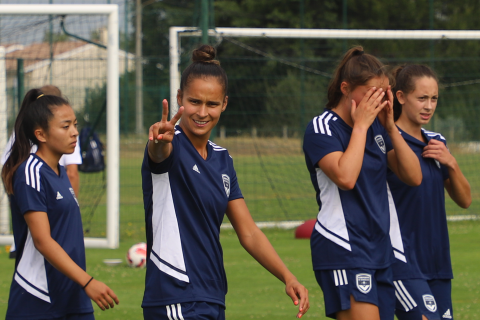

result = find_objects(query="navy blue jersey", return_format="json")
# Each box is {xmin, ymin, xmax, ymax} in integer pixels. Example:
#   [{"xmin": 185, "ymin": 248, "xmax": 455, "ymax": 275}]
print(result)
[
  {"xmin": 387, "ymin": 128, "xmax": 452, "ymax": 280},
  {"xmin": 303, "ymin": 110, "xmax": 394, "ymax": 270},
  {"xmin": 6, "ymin": 154, "xmax": 92, "ymax": 320},
  {"xmin": 141, "ymin": 126, "xmax": 243, "ymax": 308}
]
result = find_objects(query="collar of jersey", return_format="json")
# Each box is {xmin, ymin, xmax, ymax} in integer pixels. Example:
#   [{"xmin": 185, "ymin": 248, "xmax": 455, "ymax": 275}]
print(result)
[
  {"xmin": 175, "ymin": 125, "xmax": 214, "ymax": 161},
  {"xmin": 30, "ymin": 153, "xmax": 64, "ymax": 178}
]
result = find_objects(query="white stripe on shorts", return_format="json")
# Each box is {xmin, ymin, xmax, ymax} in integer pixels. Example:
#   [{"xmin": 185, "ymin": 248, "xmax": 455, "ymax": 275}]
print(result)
[
  {"xmin": 333, "ymin": 270, "xmax": 348, "ymax": 286},
  {"xmin": 394, "ymin": 280, "xmax": 417, "ymax": 311}
]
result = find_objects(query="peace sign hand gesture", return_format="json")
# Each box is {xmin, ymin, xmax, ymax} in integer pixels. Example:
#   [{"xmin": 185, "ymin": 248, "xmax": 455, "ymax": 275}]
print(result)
[{"xmin": 148, "ymin": 99, "xmax": 184, "ymax": 163}]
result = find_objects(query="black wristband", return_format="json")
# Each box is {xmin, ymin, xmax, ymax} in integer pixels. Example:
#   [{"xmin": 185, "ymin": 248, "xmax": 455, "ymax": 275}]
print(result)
[{"xmin": 83, "ymin": 276, "xmax": 94, "ymax": 290}]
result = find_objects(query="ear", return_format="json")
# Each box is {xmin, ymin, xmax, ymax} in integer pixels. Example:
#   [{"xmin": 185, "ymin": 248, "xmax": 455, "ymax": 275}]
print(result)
[
  {"xmin": 34, "ymin": 128, "xmax": 47, "ymax": 143},
  {"xmin": 221, "ymin": 96, "xmax": 228, "ymax": 112},
  {"xmin": 396, "ymin": 90, "xmax": 406, "ymax": 105},
  {"xmin": 176, "ymin": 89, "xmax": 183, "ymax": 107},
  {"xmin": 340, "ymin": 81, "xmax": 349, "ymax": 95}
]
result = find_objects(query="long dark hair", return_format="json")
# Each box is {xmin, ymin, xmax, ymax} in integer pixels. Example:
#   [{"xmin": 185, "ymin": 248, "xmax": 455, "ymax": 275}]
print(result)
[
  {"xmin": 392, "ymin": 64, "xmax": 438, "ymax": 120},
  {"xmin": 1, "ymin": 88, "xmax": 69, "ymax": 194},
  {"xmin": 326, "ymin": 46, "xmax": 388, "ymax": 109},
  {"xmin": 180, "ymin": 44, "xmax": 228, "ymax": 97}
]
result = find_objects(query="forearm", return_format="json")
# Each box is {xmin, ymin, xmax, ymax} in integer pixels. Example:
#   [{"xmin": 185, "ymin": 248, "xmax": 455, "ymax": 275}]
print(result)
[
  {"xmin": 34, "ymin": 236, "xmax": 91, "ymax": 287},
  {"xmin": 446, "ymin": 162, "xmax": 471, "ymax": 208},
  {"xmin": 239, "ymin": 228, "xmax": 297, "ymax": 284},
  {"xmin": 147, "ymin": 140, "xmax": 171, "ymax": 163},
  {"xmin": 388, "ymin": 127, "xmax": 422, "ymax": 185}
]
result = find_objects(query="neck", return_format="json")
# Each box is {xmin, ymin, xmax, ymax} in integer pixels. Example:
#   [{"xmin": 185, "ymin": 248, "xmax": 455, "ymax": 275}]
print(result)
[
  {"xmin": 332, "ymin": 98, "xmax": 354, "ymax": 127},
  {"xmin": 395, "ymin": 115, "xmax": 425, "ymax": 142},
  {"xmin": 180, "ymin": 125, "xmax": 210, "ymax": 160},
  {"xmin": 35, "ymin": 146, "xmax": 62, "ymax": 175}
]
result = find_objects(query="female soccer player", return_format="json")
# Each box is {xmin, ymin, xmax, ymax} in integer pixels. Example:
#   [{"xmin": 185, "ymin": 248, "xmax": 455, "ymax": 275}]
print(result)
[
  {"xmin": 303, "ymin": 46, "xmax": 422, "ymax": 320},
  {"xmin": 141, "ymin": 45, "xmax": 309, "ymax": 319},
  {"xmin": 388, "ymin": 65, "xmax": 471, "ymax": 320},
  {"xmin": 1, "ymin": 89, "xmax": 118, "ymax": 319}
]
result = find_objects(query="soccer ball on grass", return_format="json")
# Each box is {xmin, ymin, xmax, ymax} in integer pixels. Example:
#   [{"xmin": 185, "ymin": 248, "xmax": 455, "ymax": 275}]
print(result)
[{"xmin": 126, "ymin": 242, "xmax": 147, "ymax": 268}]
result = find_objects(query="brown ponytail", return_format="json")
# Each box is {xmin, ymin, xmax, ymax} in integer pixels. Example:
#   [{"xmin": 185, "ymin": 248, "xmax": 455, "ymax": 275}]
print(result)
[
  {"xmin": 1, "ymin": 88, "xmax": 69, "ymax": 194},
  {"xmin": 326, "ymin": 46, "xmax": 387, "ymax": 109}
]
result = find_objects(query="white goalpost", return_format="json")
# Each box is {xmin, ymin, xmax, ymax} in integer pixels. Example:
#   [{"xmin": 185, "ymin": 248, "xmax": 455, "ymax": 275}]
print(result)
[
  {"xmin": 0, "ymin": 4, "xmax": 120, "ymax": 249},
  {"xmin": 169, "ymin": 27, "xmax": 480, "ymax": 118}
]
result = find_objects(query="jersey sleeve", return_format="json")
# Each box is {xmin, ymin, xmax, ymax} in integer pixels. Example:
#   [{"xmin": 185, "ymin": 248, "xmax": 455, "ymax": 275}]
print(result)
[
  {"xmin": 143, "ymin": 137, "xmax": 179, "ymax": 175},
  {"xmin": 440, "ymin": 138, "xmax": 450, "ymax": 180},
  {"xmin": 13, "ymin": 168, "xmax": 48, "ymax": 215},
  {"xmin": 303, "ymin": 120, "xmax": 344, "ymax": 168},
  {"xmin": 228, "ymin": 158, "xmax": 243, "ymax": 201}
]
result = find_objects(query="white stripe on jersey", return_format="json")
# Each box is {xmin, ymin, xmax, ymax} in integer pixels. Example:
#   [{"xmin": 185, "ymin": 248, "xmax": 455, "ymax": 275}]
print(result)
[
  {"xmin": 15, "ymin": 230, "xmax": 50, "ymax": 303},
  {"xmin": 318, "ymin": 112, "xmax": 328, "ymax": 134},
  {"xmin": 150, "ymin": 172, "xmax": 190, "ymax": 283},
  {"xmin": 387, "ymin": 183, "xmax": 407, "ymax": 263},
  {"xmin": 324, "ymin": 113, "xmax": 334, "ymax": 136},
  {"xmin": 394, "ymin": 280, "xmax": 417, "ymax": 311},
  {"xmin": 24, "ymin": 155, "xmax": 34, "ymax": 186},
  {"xmin": 24, "ymin": 156, "xmax": 43, "ymax": 192},
  {"xmin": 175, "ymin": 130, "xmax": 181, "ymax": 135},
  {"xmin": 314, "ymin": 168, "xmax": 351, "ymax": 251},
  {"xmin": 313, "ymin": 116, "xmax": 319, "ymax": 133},
  {"xmin": 422, "ymin": 128, "xmax": 446, "ymax": 141},
  {"xmin": 209, "ymin": 141, "xmax": 227, "ymax": 151}
]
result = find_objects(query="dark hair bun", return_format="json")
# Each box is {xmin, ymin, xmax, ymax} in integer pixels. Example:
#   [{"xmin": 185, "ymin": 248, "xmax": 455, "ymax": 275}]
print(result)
[{"xmin": 192, "ymin": 45, "xmax": 220, "ymax": 65}]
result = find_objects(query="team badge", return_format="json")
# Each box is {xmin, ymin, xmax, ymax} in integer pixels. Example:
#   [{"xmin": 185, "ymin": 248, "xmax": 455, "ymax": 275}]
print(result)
[
  {"xmin": 374, "ymin": 135, "xmax": 386, "ymax": 154},
  {"xmin": 423, "ymin": 294, "xmax": 437, "ymax": 312},
  {"xmin": 356, "ymin": 273, "xmax": 372, "ymax": 294},
  {"xmin": 222, "ymin": 174, "xmax": 230, "ymax": 197}
]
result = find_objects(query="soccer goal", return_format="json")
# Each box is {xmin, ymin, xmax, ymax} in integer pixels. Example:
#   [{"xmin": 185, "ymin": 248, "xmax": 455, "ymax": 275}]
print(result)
[
  {"xmin": 170, "ymin": 27, "xmax": 480, "ymax": 226},
  {"xmin": 0, "ymin": 4, "xmax": 120, "ymax": 248}
]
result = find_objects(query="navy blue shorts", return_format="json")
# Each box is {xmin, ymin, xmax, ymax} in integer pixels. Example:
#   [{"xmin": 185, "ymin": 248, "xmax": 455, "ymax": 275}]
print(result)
[
  {"xmin": 143, "ymin": 302, "xmax": 225, "ymax": 320},
  {"xmin": 50, "ymin": 313, "xmax": 94, "ymax": 320},
  {"xmin": 315, "ymin": 267, "xmax": 395, "ymax": 319},
  {"xmin": 394, "ymin": 279, "xmax": 453, "ymax": 320}
]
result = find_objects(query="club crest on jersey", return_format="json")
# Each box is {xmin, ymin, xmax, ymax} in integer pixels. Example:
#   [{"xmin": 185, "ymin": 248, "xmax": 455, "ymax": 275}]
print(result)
[
  {"xmin": 356, "ymin": 273, "xmax": 372, "ymax": 294},
  {"xmin": 222, "ymin": 174, "xmax": 230, "ymax": 197},
  {"xmin": 374, "ymin": 135, "xmax": 386, "ymax": 154},
  {"xmin": 423, "ymin": 294, "xmax": 437, "ymax": 312}
]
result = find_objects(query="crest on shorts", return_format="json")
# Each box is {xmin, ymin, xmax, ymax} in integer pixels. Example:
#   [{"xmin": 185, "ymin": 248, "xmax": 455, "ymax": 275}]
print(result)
[
  {"xmin": 356, "ymin": 273, "xmax": 372, "ymax": 294},
  {"xmin": 222, "ymin": 174, "xmax": 230, "ymax": 197},
  {"xmin": 375, "ymin": 135, "xmax": 386, "ymax": 154},
  {"xmin": 423, "ymin": 294, "xmax": 437, "ymax": 312}
]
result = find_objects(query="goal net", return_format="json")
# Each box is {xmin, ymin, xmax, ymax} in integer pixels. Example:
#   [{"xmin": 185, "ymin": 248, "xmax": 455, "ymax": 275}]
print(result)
[
  {"xmin": 170, "ymin": 28, "xmax": 480, "ymax": 226},
  {"xmin": 0, "ymin": 4, "xmax": 120, "ymax": 248}
]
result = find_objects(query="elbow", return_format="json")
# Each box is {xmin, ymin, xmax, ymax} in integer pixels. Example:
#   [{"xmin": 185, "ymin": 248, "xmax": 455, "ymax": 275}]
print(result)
[
  {"xmin": 335, "ymin": 177, "xmax": 356, "ymax": 191},
  {"xmin": 408, "ymin": 174, "xmax": 422, "ymax": 187},
  {"xmin": 459, "ymin": 197, "xmax": 472, "ymax": 209}
]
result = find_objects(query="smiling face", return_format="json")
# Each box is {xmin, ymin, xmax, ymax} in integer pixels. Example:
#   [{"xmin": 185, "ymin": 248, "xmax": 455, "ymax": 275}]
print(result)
[
  {"xmin": 177, "ymin": 76, "xmax": 228, "ymax": 141},
  {"xmin": 36, "ymin": 104, "xmax": 78, "ymax": 156},
  {"xmin": 397, "ymin": 76, "xmax": 438, "ymax": 126}
]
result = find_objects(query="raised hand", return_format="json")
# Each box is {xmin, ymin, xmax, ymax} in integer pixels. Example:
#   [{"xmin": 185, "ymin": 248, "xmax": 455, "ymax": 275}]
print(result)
[
  {"xmin": 351, "ymin": 87, "xmax": 388, "ymax": 130},
  {"xmin": 377, "ymin": 85, "xmax": 395, "ymax": 132},
  {"xmin": 84, "ymin": 279, "xmax": 119, "ymax": 311},
  {"xmin": 148, "ymin": 99, "xmax": 184, "ymax": 144},
  {"xmin": 422, "ymin": 139, "xmax": 455, "ymax": 167}
]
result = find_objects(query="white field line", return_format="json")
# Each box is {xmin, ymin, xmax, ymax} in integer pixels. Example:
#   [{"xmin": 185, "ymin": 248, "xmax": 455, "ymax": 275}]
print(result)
[{"xmin": 221, "ymin": 215, "xmax": 479, "ymax": 230}]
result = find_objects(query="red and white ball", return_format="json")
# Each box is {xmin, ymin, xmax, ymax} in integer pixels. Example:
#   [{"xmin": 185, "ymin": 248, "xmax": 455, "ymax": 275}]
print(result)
[{"xmin": 126, "ymin": 242, "xmax": 147, "ymax": 268}]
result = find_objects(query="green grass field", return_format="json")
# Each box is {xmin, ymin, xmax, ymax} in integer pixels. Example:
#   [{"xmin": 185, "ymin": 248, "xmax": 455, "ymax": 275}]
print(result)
[{"xmin": 0, "ymin": 221, "xmax": 478, "ymax": 319}]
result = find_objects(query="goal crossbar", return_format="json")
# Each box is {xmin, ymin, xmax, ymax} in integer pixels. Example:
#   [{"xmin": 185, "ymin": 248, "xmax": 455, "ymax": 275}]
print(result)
[
  {"xmin": 169, "ymin": 26, "xmax": 480, "ymax": 117},
  {"xmin": 0, "ymin": 4, "xmax": 120, "ymax": 249}
]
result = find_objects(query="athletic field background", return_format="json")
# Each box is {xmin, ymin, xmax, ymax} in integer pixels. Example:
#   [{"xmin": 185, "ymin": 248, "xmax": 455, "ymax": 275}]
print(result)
[{"xmin": 0, "ymin": 223, "xmax": 478, "ymax": 319}]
